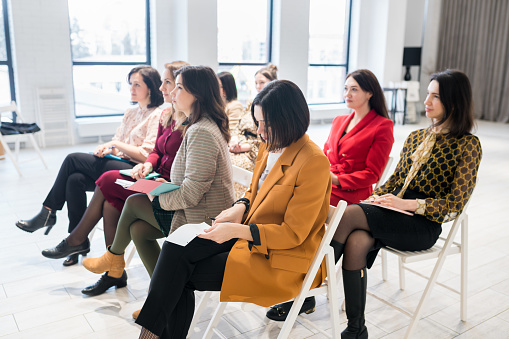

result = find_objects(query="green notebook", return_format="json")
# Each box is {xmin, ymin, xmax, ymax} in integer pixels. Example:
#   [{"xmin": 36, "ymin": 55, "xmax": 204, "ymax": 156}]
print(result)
[{"xmin": 119, "ymin": 169, "xmax": 161, "ymax": 180}]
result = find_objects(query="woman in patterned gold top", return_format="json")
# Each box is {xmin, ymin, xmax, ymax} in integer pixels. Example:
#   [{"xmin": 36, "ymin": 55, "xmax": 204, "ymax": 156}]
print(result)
[{"xmin": 331, "ymin": 69, "xmax": 482, "ymax": 339}]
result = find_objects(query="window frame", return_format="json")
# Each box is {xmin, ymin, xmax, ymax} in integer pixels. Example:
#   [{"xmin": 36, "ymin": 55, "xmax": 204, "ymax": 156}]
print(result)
[
  {"xmin": 1, "ymin": 0, "xmax": 16, "ymax": 106},
  {"xmin": 307, "ymin": 0, "xmax": 352, "ymax": 106},
  {"xmin": 217, "ymin": 0, "xmax": 274, "ymax": 70},
  {"xmin": 69, "ymin": 0, "xmax": 151, "ymax": 118}
]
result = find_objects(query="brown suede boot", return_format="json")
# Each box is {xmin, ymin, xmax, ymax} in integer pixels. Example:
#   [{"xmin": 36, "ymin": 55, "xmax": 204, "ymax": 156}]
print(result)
[{"xmin": 82, "ymin": 246, "xmax": 125, "ymax": 278}]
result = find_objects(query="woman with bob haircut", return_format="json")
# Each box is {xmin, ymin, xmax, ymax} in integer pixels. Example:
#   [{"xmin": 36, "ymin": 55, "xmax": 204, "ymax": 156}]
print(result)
[
  {"xmin": 329, "ymin": 69, "xmax": 482, "ymax": 339},
  {"xmin": 135, "ymin": 80, "xmax": 332, "ymax": 339},
  {"xmin": 16, "ymin": 66, "xmax": 163, "ymax": 252},
  {"xmin": 81, "ymin": 65, "xmax": 235, "ymax": 318},
  {"xmin": 266, "ymin": 69, "xmax": 394, "ymax": 321},
  {"xmin": 218, "ymin": 71, "xmax": 243, "ymax": 130}
]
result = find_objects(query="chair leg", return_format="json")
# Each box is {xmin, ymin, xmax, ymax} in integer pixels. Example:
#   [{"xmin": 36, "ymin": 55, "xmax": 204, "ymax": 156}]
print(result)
[
  {"xmin": 381, "ymin": 250, "xmax": 388, "ymax": 281},
  {"xmin": 460, "ymin": 217, "xmax": 468, "ymax": 321},
  {"xmin": 125, "ymin": 244, "xmax": 137, "ymax": 268},
  {"xmin": 28, "ymin": 134, "xmax": 48, "ymax": 168},
  {"xmin": 187, "ymin": 291, "xmax": 213, "ymax": 338},
  {"xmin": 203, "ymin": 302, "xmax": 228, "ymax": 339},
  {"xmin": 0, "ymin": 137, "xmax": 22, "ymax": 176},
  {"xmin": 399, "ymin": 257, "xmax": 406, "ymax": 290}
]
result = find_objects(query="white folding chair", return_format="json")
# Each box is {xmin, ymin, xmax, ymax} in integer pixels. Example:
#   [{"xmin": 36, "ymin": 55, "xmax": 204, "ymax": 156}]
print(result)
[
  {"xmin": 201, "ymin": 201, "xmax": 348, "ymax": 339},
  {"xmin": 372, "ymin": 205, "xmax": 470, "ymax": 339},
  {"xmin": 0, "ymin": 101, "xmax": 48, "ymax": 176}
]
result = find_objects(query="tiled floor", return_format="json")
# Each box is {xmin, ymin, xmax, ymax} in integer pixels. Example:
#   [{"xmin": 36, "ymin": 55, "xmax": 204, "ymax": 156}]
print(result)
[{"xmin": 1, "ymin": 117, "xmax": 508, "ymax": 338}]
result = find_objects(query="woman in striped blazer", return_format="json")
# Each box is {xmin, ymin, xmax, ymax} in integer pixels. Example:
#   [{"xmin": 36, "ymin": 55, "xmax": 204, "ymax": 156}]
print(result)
[{"xmin": 81, "ymin": 66, "xmax": 235, "ymax": 318}]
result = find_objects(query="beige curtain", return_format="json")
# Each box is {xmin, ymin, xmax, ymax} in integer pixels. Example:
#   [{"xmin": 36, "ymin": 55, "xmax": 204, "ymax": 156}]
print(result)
[{"xmin": 437, "ymin": 0, "xmax": 509, "ymax": 122}]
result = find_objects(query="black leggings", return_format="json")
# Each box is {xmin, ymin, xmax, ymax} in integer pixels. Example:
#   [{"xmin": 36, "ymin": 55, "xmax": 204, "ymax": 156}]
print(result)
[
  {"xmin": 135, "ymin": 238, "xmax": 236, "ymax": 339},
  {"xmin": 42, "ymin": 152, "xmax": 133, "ymax": 232}
]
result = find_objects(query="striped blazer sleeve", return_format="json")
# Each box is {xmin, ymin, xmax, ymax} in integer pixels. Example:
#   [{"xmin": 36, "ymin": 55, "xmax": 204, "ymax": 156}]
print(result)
[{"xmin": 158, "ymin": 123, "xmax": 220, "ymax": 210}]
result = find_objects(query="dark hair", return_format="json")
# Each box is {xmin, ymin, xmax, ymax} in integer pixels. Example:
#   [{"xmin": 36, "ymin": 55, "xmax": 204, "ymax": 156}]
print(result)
[
  {"xmin": 174, "ymin": 65, "xmax": 230, "ymax": 142},
  {"xmin": 346, "ymin": 69, "xmax": 389, "ymax": 119},
  {"xmin": 429, "ymin": 69, "xmax": 474, "ymax": 137},
  {"xmin": 251, "ymin": 80, "xmax": 309, "ymax": 152},
  {"xmin": 255, "ymin": 63, "xmax": 278, "ymax": 81},
  {"xmin": 217, "ymin": 72, "xmax": 238, "ymax": 102},
  {"xmin": 127, "ymin": 65, "xmax": 164, "ymax": 108}
]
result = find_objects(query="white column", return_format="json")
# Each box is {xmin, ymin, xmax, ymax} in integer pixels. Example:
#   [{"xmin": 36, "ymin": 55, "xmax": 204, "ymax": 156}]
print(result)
[{"xmin": 271, "ymin": 0, "xmax": 310, "ymax": 96}]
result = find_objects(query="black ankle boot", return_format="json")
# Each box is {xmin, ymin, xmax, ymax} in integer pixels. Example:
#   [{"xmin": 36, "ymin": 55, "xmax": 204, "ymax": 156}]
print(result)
[
  {"xmin": 341, "ymin": 267, "xmax": 368, "ymax": 339},
  {"xmin": 42, "ymin": 238, "xmax": 90, "ymax": 259},
  {"xmin": 81, "ymin": 271, "xmax": 128, "ymax": 296},
  {"xmin": 331, "ymin": 239, "xmax": 345, "ymax": 263},
  {"xmin": 16, "ymin": 207, "xmax": 56, "ymax": 235},
  {"xmin": 266, "ymin": 296, "xmax": 316, "ymax": 321}
]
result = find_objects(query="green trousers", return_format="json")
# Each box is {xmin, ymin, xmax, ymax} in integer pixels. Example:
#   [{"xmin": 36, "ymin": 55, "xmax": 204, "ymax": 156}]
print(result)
[{"xmin": 110, "ymin": 193, "xmax": 165, "ymax": 277}]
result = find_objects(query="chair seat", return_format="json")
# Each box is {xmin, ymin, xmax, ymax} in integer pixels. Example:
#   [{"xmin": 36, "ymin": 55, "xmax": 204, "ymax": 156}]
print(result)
[{"xmin": 384, "ymin": 242, "xmax": 461, "ymax": 263}]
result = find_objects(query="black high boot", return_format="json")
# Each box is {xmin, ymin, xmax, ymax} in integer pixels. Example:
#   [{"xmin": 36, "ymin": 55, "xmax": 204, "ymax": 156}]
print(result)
[
  {"xmin": 16, "ymin": 207, "xmax": 56, "ymax": 235},
  {"xmin": 341, "ymin": 267, "xmax": 368, "ymax": 339},
  {"xmin": 331, "ymin": 239, "xmax": 345, "ymax": 263}
]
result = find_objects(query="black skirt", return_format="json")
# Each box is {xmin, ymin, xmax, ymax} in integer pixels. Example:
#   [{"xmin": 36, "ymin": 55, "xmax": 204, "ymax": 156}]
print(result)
[{"xmin": 358, "ymin": 188, "xmax": 442, "ymax": 268}]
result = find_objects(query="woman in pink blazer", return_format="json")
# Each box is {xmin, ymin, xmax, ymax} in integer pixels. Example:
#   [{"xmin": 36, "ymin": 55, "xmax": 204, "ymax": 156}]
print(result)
[{"xmin": 266, "ymin": 69, "xmax": 394, "ymax": 321}]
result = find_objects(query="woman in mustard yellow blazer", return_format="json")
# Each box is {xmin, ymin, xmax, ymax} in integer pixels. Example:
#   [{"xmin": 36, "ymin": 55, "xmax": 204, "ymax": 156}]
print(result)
[{"xmin": 135, "ymin": 80, "xmax": 333, "ymax": 339}]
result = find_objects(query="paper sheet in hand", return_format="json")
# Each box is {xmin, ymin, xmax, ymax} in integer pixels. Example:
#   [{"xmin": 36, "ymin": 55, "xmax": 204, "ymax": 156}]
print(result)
[
  {"xmin": 119, "ymin": 169, "xmax": 160, "ymax": 180},
  {"xmin": 165, "ymin": 222, "xmax": 210, "ymax": 246},
  {"xmin": 359, "ymin": 201, "xmax": 414, "ymax": 216},
  {"xmin": 126, "ymin": 179, "xmax": 180, "ymax": 195}
]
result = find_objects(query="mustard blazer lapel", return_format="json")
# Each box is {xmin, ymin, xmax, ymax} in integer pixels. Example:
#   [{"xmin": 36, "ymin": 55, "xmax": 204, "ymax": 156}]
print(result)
[
  {"xmin": 337, "ymin": 109, "xmax": 378, "ymax": 148},
  {"xmin": 245, "ymin": 134, "xmax": 310, "ymax": 223}
]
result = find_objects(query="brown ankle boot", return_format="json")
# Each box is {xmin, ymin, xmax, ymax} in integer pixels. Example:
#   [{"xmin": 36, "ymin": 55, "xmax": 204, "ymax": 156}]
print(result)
[{"xmin": 82, "ymin": 246, "xmax": 125, "ymax": 278}]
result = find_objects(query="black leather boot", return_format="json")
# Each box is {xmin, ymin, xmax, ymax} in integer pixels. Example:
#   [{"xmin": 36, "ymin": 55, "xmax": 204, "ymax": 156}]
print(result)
[
  {"xmin": 42, "ymin": 238, "xmax": 90, "ymax": 259},
  {"xmin": 266, "ymin": 296, "xmax": 316, "ymax": 321},
  {"xmin": 81, "ymin": 271, "xmax": 128, "ymax": 296},
  {"xmin": 341, "ymin": 267, "xmax": 368, "ymax": 339},
  {"xmin": 16, "ymin": 207, "xmax": 56, "ymax": 235},
  {"xmin": 331, "ymin": 239, "xmax": 345, "ymax": 263}
]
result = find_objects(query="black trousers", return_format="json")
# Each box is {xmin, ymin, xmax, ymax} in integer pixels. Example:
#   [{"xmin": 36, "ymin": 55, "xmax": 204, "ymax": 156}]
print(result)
[
  {"xmin": 135, "ymin": 237, "xmax": 236, "ymax": 339},
  {"xmin": 42, "ymin": 152, "xmax": 133, "ymax": 232}
]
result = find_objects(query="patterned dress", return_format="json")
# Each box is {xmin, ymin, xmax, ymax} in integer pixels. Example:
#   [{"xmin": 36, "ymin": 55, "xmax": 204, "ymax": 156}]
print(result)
[
  {"xmin": 229, "ymin": 110, "xmax": 262, "ymax": 199},
  {"xmin": 359, "ymin": 128, "xmax": 482, "ymax": 267}
]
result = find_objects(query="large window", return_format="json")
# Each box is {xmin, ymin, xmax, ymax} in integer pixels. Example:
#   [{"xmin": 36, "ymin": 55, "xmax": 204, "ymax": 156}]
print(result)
[
  {"xmin": 68, "ymin": 0, "xmax": 150, "ymax": 117},
  {"xmin": 307, "ymin": 0, "xmax": 351, "ymax": 104},
  {"xmin": 217, "ymin": 0, "xmax": 272, "ymax": 105},
  {"xmin": 0, "ymin": 0, "xmax": 15, "ymax": 109}
]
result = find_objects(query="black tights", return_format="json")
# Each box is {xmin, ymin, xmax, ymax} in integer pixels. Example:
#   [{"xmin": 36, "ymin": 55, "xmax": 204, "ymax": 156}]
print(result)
[
  {"xmin": 332, "ymin": 205, "xmax": 375, "ymax": 270},
  {"xmin": 66, "ymin": 186, "xmax": 120, "ymax": 247}
]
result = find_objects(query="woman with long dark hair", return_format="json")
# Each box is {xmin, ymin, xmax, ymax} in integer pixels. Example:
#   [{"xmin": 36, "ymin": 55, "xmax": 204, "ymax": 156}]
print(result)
[
  {"xmin": 331, "ymin": 69, "xmax": 482, "ymax": 338},
  {"xmin": 81, "ymin": 66, "xmax": 235, "ymax": 318}
]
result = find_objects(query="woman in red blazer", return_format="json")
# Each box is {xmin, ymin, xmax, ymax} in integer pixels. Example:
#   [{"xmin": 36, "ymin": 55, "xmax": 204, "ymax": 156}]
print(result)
[
  {"xmin": 266, "ymin": 69, "xmax": 394, "ymax": 321},
  {"xmin": 324, "ymin": 69, "xmax": 394, "ymax": 206}
]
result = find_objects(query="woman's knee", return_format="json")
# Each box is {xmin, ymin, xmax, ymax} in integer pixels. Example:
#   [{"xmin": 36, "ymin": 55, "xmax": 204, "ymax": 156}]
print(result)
[{"xmin": 344, "ymin": 230, "xmax": 374, "ymax": 253}]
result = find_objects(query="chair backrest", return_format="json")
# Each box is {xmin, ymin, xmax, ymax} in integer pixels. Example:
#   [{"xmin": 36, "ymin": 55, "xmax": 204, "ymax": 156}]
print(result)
[
  {"xmin": 300, "ymin": 201, "xmax": 347, "ymax": 285},
  {"xmin": 374, "ymin": 156, "xmax": 393, "ymax": 190},
  {"xmin": 0, "ymin": 101, "xmax": 20, "ymax": 123},
  {"xmin": 232, "ymin": 165, "xmax": 253, "ymax": 187}
]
